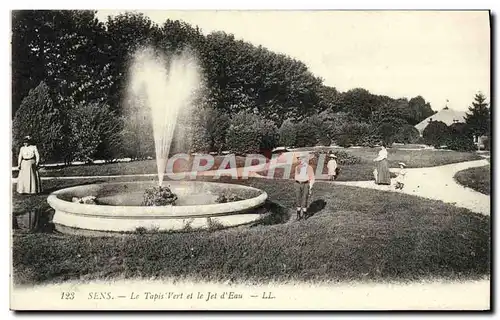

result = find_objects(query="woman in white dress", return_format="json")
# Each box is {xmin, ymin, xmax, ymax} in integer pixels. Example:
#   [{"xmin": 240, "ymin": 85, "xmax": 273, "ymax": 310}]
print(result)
[
  {"xmin": 372, "ymin": 142, "xmax": 391, "ymax": 185},
  {"xmin": 16, "ymin": 135, "xmax": 42, "ymax": 194}
]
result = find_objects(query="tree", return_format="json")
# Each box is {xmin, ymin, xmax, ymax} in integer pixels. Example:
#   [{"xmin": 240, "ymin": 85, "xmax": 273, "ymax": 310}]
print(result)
[
  {"xmin": 407, "ymin": 96, "xmax": 436, "ymax": 125},
  {"xmin": 465, "ymin": 92, "xmax": 490, "ymax": 138},
  {"xmin": 371, "ymin": 99, "xmax": 409, "ymax": 146},
  {"xmin": 12, "ymin": 81, "xmax": 63, "ymax": 163},
  {"xmin": 422, "ymin": 121, "xmax": 450, "ymax": 147},
  {"xmin": 11, "ymin": 10, "xmax": 113, "ymax": 116}
]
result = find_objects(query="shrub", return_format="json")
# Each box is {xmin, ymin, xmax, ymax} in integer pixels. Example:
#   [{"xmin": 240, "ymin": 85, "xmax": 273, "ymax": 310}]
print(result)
[
  {"xmin": 394, "ymin": 124, "xmax": 421, "ymax": 144},
  {"xmin": 311, "ymin": 150, "xmax": 361, "ymax": 165},
  {"xmin": 278, "ymin": 119, "xmax": 297, "ymax": 147},
  {"xmin": 335, "ymin": 122, "xmax": 373, "ymax": 147},
  {"xmin": 226, "ymin": 111, "xmax": 278, "ymax": 155},
  {"xmin": 446, "ymin": 123, "xmax": 476, "ymax": 152},
  {"xmin": 295, "ymin": 121, "xmax": 319, "ymax": 147},
  {"xmin": 68, "ymin": 102, "xmax": 122, "ymax": 162},
  {"xmin": 423, "ymin": 121, "xmax": 450, "ymax": 147}
]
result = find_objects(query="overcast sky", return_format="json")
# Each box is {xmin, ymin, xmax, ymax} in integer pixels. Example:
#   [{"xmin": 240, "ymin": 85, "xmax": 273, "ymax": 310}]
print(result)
[{"xmin": 96, "ymin": 10, "xmax": 490, "ymax": 112}]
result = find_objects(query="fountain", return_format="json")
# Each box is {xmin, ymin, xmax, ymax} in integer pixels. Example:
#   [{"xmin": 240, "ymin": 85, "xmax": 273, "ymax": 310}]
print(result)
[{"xmin": 48, "ymin": 47, "xmax": 268, "ymax": 235}]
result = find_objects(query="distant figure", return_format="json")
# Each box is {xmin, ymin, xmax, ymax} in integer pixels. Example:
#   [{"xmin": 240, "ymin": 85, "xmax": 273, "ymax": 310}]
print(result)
[
  {"xmin": 16, "ymin": 135, "xmax": 42, "ymax": 194},
  {"xmin": 395, "ymin": 162, "xmax": 407, "ymax": 190},
  {"xmin": 294, "ymin": 154, "xmax": 315, "ymax": 220},
  {"xmin": 373, "ymin": 142, "xmax": 391, "ymax": 185},
  {"xmin": 327, "ymin": 153, "xmax": 338, "ymax": 181}
]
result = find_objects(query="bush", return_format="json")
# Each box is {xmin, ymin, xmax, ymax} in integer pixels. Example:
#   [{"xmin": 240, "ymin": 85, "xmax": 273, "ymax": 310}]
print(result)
[
  {"xmin": 68, "ymin": 102, "xmax": 122, "ymax": 162},
  {"xmin": 446, "ymin": 123, "xmax": 476, "ymax": 152},
  {"xmin": 12, "ymin": 81, "xmax": 63, "ymax": 163},
  {"xmin": 394, "ymin": 124, "xmax": 421, "ymax": 144},
  {"xmin": 295, "ymin": 121, "xmax": 320, "ymax": 147},
  {"xmin": 226, "ymin": 111, "xmax": 278, "ymax": 155},
  {"xmin": 278, "ymin": 119, "xmax": 297, "ymax": 147},
  {"xmin": 423, "ymin": 121, "xmax": 450, "ymax": 147},
  {"xmin": 335, "ymin": 122, "xmax": 373, "ymax": 147},
  {"xmin": 311, "ymin": 150, "xmax": 361, "ymax": 165}
]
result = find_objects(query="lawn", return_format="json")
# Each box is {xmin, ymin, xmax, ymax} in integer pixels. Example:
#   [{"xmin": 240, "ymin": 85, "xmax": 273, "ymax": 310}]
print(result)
[
  {"xmin": 12, "ymin": 176, "xmax": 490, "ymax": 286},
  {"xmin": 21, "ymin": 155, "xmax": 251, "ymax": 178},
  {"xmin": 454, "ymin": 165, "xmax": 491, "ymax": 195},
  {"xmin": 13, "ymin": 147, "xmax": 482, "ymax": 183},
  {"xmin": 258, "ymin": 147, "xmax": 481, "ymax": 181}
]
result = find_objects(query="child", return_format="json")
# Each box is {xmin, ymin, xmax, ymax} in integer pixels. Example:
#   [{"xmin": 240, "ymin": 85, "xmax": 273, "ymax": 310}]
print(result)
[
  {"xmin": 395, "ymin": 162, "xmax": 407, "ymax": 190},
  {"xmin": 327, "ymin": 153, "xmax": 338, "ymax": 181}
]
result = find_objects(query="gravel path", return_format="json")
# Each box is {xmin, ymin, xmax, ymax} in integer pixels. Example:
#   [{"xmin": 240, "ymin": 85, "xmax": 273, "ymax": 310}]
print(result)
[{"xmin": 332, "ymin": 159, "xmax": 490, "ymax": 215}]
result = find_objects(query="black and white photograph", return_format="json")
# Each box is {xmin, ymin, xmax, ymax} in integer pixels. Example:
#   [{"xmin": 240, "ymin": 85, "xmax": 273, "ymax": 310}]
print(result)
[{"xmin": 8, "ymin": 8, "xmax": 491, "ymax": 311}]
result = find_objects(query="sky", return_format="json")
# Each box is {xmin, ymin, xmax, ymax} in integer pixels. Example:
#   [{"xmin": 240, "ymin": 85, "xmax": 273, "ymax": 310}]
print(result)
[{"xmin": 96, "ymin": 10, "xmax": 490, "ymax": 112}]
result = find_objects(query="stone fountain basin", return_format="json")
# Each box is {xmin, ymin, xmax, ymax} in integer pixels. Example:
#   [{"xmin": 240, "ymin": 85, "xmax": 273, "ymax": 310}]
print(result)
[{"xmin": 48, "ymin": 181, "xmax": 268, "ymax": 235}]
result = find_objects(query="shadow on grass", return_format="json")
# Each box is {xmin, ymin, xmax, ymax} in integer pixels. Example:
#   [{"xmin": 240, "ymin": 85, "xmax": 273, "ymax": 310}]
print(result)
[
  {"xmin": 305, "ymin": 199, "xmax": 327, "ymax": 219},
  {"xmin": 252, "ymin": 200, "xmax": 291, "ymax": 226}
]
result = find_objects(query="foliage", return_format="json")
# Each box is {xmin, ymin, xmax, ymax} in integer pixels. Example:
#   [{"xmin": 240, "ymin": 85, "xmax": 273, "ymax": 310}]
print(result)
[
  {"xmin": 446, "ymin": 123, "xmax": 476, "ymax": 152},
  {"xmin": 335, "ymin": 122, "xmax": 374, "ymax": 147},
  {"xmin": 394, "ymin": 124, "xmax": 421, "ymax": 144},
  {"xmin": 310, "ymin": 149, "xmax": 361, "ymax": 165},
  {"xmin": 215, "ymin": 193, "xmax": 243, "ymax": 203},
  {"xmin": 68, "ymin": 102, "xmax": 122, "ymax": 162},
  {"xmin": 278, "ymin": 119, "xmax": 297, "ymax": 148},
  {"xmin": 226, "ymin": 111, "xmax": 277, "ymax": 155},
  {"xmin": 422, "ymin": 121, "xmax": 450, "ymax": 147},
  {"xmin": 142, "ymin": 185, "xmax": 178, "ymax": 206},
  {"xmin": 464, "ymin": 92, "xmax": 490, "ymax": 138},
  {"xmin": 12, "ymin": 11, "xmax": 444, "ymax": 161},
  {"xmin": 407, "ymin": 96, "xmax": 436, "ymax": 125},
  {"xmin": 12, "ymin": 81, "xmax": 63, "ymax": 163},
  {"xmin": 294, "ymin": 121, "xmax": 319, "ymax": 148}
]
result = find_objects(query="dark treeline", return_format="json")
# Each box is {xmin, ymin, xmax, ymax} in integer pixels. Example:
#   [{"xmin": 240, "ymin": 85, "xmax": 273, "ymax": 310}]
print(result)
[{"xmin": 12, "ymin": 10, "xmax": 438, "ymax": 164}]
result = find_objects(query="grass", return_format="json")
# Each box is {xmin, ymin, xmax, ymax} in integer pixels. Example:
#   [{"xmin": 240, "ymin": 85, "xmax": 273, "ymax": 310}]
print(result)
[
  {"xmin": 12, "ymin": 176, "xmax": 490, "ymax": 286},
  {"xmin": 15, "ymin": 146, "xmax": 481, "ymax": 183},
  {"xmin": 24, "ymin": 155, "xmax": 251, "ymax": 178},
  {"xmin": 259, "ymin": 147, "xmax": 481, "ymax": 181},
  {"xmin": 454, "ymin": 165, "xmax": 491, "ymax": 195}
]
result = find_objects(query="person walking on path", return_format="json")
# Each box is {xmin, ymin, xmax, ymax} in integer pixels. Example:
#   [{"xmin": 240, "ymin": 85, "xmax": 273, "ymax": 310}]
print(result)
[
  {"xmin": 373, "ymin": 142, "xmax": 391, "ymax": 185},
  {"xmin": 16, "ymin": 135, "xmax": 42, "ymax": 194},
  {"xmin": 327, "ymin": 153, "xmax": 339, "ymax": 181},
  {"xmin": 294, "ymin": 154, "xmax": 316, "ymax": 220}
]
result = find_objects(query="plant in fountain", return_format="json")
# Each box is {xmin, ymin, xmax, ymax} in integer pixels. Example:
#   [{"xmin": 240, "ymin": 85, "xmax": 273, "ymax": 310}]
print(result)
[
  {"xmin": 127, "ymin": 46, "xmax": 201, "ymax": 186},
  {"xmin": 142, "ymin": 185, "xmax": 178, "ymax": 206}
]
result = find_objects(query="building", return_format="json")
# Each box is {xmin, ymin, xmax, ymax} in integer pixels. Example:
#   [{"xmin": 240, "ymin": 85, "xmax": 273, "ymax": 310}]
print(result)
[{"xmin": 414, "ymin": 107, "xmax": 467, "ymax": 136}]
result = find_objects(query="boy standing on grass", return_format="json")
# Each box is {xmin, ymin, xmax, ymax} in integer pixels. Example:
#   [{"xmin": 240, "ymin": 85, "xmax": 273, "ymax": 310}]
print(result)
[{"xmin": 294, "ymin": 154, "xmax": 315, "ymax": 221}]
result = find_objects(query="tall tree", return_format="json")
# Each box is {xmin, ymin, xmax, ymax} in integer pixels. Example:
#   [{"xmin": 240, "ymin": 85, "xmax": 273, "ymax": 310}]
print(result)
[
  {"xmin": 465, "ymin": 92, "xmax": 490, "ymax": 138},
  {"xmin": 12, "ymin": 81, "xmax": 63, "ymax": 163},
  {"xmin": 11, "ymin": 10, "xmax": 112, "ymax": 115}
]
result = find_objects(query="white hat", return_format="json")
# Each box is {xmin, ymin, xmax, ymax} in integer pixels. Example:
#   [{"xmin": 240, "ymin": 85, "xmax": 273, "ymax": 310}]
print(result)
[
  {"xmin": 329, "ymin": 154, "xmax": 337, "ymax": 158},
  {"xmin": 398, "ymin": 162, "xmax": 407, "ymax": 167}
]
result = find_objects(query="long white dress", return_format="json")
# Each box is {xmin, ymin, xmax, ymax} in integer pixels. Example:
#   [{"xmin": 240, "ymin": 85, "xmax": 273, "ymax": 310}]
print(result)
[{"xmin": 17, "ymin": 145, "xmax": 42, "ymax": 194}]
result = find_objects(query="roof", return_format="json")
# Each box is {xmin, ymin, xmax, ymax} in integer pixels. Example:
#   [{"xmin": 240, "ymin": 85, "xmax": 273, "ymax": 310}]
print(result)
[{"xmin": 415, "ymin": 108, "xmax": 467, "ymax": 133}]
